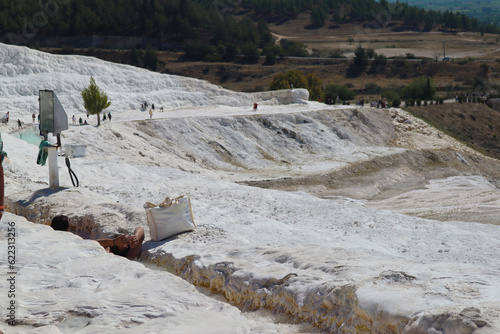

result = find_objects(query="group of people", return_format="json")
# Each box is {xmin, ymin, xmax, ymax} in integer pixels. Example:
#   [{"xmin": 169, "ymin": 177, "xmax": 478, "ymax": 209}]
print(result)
[
  {"xmin": 324, "ymin": 97, "xmax": 341, "ymax": 105},
  {"xmin": 141, "ymin": 101, "xmax": 150, "ymax": 111},
  {"xmin": 369, "ymin": 100, "xmax": 389, "ymax": 108},
  {"xmin": 71, "ymin": 112, "xmax": 112, "ymax": 125},
  {"xmin": 2, "ymin": 112, "xmax": 27, "ymax": 129},
  {"xmin": 102, "ymin": 112, "xmax": 112, "ymax": 122},
  {"xmin": 72, "ymin": 115, "xmax": 88, "ymax": 126},
  {"xmin": 141, "ymin": 101, "xmax": 161, "ymax": 119}
]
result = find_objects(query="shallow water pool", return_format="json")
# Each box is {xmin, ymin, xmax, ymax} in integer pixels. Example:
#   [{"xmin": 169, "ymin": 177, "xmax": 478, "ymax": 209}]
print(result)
[{"xmin": 13, "ymin": 126, "xmax": 42, "ymax": 146}]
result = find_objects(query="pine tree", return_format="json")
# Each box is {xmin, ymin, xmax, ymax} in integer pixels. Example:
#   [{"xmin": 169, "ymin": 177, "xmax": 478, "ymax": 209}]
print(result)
[
  {"xmin": 143, "ymin": 45, "xmax": 158, "ymax": 71},
  {"xmin": 81, "ymin": 76, "xmax": 111, "ymax": 127},
  {"xmin": 130, "ymin": 46, "xmax": 140, "ymax": 66}
]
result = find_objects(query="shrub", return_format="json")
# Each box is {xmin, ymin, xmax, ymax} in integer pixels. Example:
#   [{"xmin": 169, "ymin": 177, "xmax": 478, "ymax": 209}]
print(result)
[
  {"xmin": 324, "ymin": 84, "xmax": 356, "ymax": 101},
  {"xmin": 143, "ymin": 45, "xmax": 159, "ymax": 70},
  {"xmin": 400, "ymin": 76, "xmax": 436, "ymax": 100},
  {"xmin": 381, "ymin": 90, "xmax": 400, "ymax": 103},
  {"xmin": 392, "ymin": 97, "xmax": 401, "ymax": 108},
  {"xmin": 269, "ymin": 70, "xmax": 322, "ymax": 101},
  {"xmin": 364, "ymin": 82, "xmax": 382, "ymax": 94},
  {"xmin": 329, "ymin": 49, "xmax": 345, "ymax": 58}
]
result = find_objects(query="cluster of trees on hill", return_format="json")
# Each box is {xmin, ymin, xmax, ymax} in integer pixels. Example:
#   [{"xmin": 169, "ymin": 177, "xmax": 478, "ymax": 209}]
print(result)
[
  {"xmin": 1, "ymin": 0, "xmax": 499, "ymax": 66},
  {"xmin": 0, "ymin": 0, "xmax": 274, "ymax": 53},
  {"xmin": 1, "ymin": 0, "xmax": 280, "ymax": 63},
  {"xmin": 239, "ymin": 0, "xmax": 499, "ymax": 34},
  {"xmin": 183, "ymin": 15, "xmax": 272, "ymax": 63},
  {"xmin": 0, "ymin": 0, "xmax": 238, "ymax": 39},
  {"xmin": 2, "ymin": 0, "xmax": 499, "ymax": 46}
]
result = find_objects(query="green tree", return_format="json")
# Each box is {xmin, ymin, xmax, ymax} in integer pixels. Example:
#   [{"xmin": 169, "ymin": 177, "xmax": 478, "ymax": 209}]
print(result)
[
  {"xmin": 241, "ymin": 43, "xmax": 260, "ymax": 63},
  {"xmin": 280, "ymin": 39, "xmax": 308, "ymax": 57},
  {"xmin": 263, "ymin": 44, "xmax": 283, "ymax": 65},
  {"xmin": 381, "ymin": 90, "xmax": 401, "ymax": 107},
  {"xmin": 354, "ymin": 45, "xmax": 369, "ymax": 68},
  {"xmin": 324, "ymin": 84, "xmax": 356, "ymax": 102},
  {"xmin": 364, "ymin": 82, "xmax": 382, "ymax": 94},
  {"xmin": 257, "ymin": 19, "xmax": 273, "ymax": 47},
  {"xmin": 366, "ymin": 48, "xmax": 376, "ymax": 59},
  {"xmin": 130, "ymin": 46, "xmax": 140, "ymax": 66},
  {"xmin": 143, "ymin": 45, "xmax": 158, "ymax": 71},
  {"xmin": 311, "ymin": 7, "xmax": 328, "ymax": 27},
  {"xmin": 269, "ymin": 73, "xmax": 292, "ymax": 90},
  {"xmin": 306, "ymin": 73, "xmax": 322, "ymax": 101},
  {"xmin": 269, "ymin": 70, "xmax": 321, "ymax": 100},
  {"xmin": 400, "ymin": 76, "xmax": 436, "ymax": 100},
  {"xmin": 348, "ymin": 45, "xmax": 369, "ymax": 77},
  {"xmin": 270, "ymin": 70, "xmax": 308, "ymax": 90},
  {"xmin": 224, "ymin": 44, "xmax": 240, "ymax": 61},
  {"xmin": 81, "ymin": 76, "xmax": 111, "ymax": 127}
]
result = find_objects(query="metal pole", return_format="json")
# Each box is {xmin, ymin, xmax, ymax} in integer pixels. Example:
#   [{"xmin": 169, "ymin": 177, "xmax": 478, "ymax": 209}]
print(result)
[{"xmin": 47, "ymin": 147, "xmax": 59, "ymax": 188}]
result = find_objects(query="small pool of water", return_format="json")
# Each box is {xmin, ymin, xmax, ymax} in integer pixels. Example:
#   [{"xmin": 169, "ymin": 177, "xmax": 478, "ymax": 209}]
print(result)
[{"xmin": 13, "ymin": 126, "xmax": 43, "ymax": 146}]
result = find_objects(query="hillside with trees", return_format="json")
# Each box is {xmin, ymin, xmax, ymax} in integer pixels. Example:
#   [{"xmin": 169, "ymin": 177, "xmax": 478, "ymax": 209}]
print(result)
[
  {"xmin": 1, "ymin": 0, "xmax": 498, "ymax": 53},
  {"xmin": 399, "ymin": 0, "xmax": 500, "ymax": 26},
  {"xmin": 1, "ymin": 0, "xmax": 499, "ymax": 105}
]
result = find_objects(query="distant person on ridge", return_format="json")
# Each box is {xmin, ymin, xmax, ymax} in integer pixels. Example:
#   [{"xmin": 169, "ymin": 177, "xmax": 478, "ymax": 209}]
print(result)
[
  {"xmin": 108, "ymin": 112, "xmax": 112, "ymax": 122},
  {"xmin": 149, "ymin": 109, "xmax": 153, "ymax": 119}
]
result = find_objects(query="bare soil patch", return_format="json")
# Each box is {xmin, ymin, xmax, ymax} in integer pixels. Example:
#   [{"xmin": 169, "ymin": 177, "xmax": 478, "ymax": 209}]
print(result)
[
  {"xmin": 403, "ymin": 103, "xmax": 500, "ymax": 160},
  {"xmin": 242, "ymin": 149, "xmax": 500, "ymax": 200}
]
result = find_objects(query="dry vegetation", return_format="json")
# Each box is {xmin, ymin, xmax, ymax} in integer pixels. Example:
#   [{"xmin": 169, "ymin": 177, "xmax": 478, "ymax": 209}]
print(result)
[{"xmin": 403, "ymin": 102, "xmax": 500, "ymax": 159}]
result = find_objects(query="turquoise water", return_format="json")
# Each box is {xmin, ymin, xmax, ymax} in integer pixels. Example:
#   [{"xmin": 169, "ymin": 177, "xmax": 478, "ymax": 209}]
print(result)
[{"xmin": 14, "ymin": 127, "xmax": 43, "ymax": 146}]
